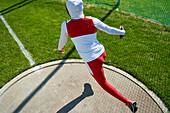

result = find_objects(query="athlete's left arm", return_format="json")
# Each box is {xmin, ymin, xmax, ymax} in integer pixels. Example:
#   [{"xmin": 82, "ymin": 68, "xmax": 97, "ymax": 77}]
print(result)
[{"xmin": 92, "ymin": 17, "xmax": 125, "ymax": 35}]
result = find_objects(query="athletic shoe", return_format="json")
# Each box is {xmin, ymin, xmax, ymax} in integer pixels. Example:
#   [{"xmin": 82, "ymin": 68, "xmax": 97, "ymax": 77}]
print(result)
[{"xmin": 126, "ymin": 101, "xmax": 138, "ymax": 113}]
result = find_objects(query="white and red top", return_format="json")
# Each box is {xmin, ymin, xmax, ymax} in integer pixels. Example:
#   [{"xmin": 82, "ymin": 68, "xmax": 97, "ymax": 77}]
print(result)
[{"xmin": 58, "ymin": 16, "xmax": 125, "ymax": 62}]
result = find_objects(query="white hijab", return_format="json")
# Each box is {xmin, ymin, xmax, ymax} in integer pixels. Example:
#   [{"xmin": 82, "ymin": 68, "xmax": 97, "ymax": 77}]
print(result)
[{"xmin": 66, "ymin": 0, "xmax": 84, "ymax": 19}]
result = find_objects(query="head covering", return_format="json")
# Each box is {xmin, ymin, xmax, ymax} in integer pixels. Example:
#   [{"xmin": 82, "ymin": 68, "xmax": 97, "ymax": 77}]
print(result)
[{"xmin": 66, "ymin": 0, "xmax": 84, "ymax": 19}]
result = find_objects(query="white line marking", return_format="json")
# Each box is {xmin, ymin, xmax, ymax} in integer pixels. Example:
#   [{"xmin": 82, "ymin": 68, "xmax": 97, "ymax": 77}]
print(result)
[{"xmin": 0, "ymin": 13, "xmax": 35, "ymax": 66}]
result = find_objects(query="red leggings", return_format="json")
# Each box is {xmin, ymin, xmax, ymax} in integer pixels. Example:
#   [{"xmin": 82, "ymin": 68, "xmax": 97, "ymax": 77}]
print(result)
[{"xmin": 86, "ymin": 51, "xmax": 128, "ymax": 104}]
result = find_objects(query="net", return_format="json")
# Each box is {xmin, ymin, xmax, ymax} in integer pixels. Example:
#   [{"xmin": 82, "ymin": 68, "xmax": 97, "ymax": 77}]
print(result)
[{"xmin": 83, "ymin": 0, "xmax": 170, "ymax": 25}]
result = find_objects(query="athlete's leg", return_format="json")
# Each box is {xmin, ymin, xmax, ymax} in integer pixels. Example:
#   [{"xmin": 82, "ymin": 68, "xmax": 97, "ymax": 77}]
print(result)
[{"xmin": 86, "ymin": 51, "xmax": 129, "ymax": 104}]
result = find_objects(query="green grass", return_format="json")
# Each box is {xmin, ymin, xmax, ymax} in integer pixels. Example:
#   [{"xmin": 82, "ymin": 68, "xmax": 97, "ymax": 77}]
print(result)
[
  {"xmin": 120, "ymin": 0, "xmax": 170, "ymax": 25},
  {"xmin": 83, "ymin": 0, "xmax": 170, "ymax": 25},
  {"xmin": 0, "ymin": 0, "xmax": 169, "ymax": 110},
  {"xmin": 0, "ymin": 17, "xmax": 30, "ymax": 87}
]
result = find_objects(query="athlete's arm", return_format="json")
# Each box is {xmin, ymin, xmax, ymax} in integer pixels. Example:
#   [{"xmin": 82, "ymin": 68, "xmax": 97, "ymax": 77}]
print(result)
[
  {"xmin": 58, "ymin": 21, "xmax": 68, "ymax": 54},
  {"xmin": 92, "ymin": 17, "xmax": 125, "ymax": 35}
]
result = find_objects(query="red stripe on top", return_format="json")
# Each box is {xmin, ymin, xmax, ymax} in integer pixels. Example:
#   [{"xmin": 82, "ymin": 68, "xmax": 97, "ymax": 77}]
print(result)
[{"xmin": 66, "ymin": 17, "xmax": 97, "ymax": 38}]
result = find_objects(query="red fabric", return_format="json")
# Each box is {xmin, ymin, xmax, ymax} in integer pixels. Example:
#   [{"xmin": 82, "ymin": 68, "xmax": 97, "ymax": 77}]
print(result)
[
  {"xmin": 66, "ymin": 17, "xmax": 97, "ymax": 38},
  {"xmin": 87, "ymin": 51, "xmax": 128, "ymax": 104}
]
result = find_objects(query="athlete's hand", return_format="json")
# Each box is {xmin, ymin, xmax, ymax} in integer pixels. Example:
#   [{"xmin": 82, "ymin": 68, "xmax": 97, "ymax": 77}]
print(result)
[
  {"xmin": 119, "ymin": 26, "xmax": 124, "ymax": 39},
  {"xmin": 59, "ymin": 48, "xmax": 65, "ymax": 54}
]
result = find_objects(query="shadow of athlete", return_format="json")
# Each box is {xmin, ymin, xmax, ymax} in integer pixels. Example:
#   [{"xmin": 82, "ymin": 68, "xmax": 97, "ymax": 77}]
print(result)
[
  {"xmin": 56, "ymin": 83, "xmax": 94, "ymax": 113},
  {"xmin": 101, "ymin": 0, "xmax": 120, "ymax": 22},
  {"xmin": 58, "ymin": 0, "xmax": 137, "ymax": 113},
  {"xmin": 13, "ymin": 46, "xmax": 76, "ymax": 113},
  {"xmin": 0, "ymin": 0, "xmax": 37, "ymax": 15}
]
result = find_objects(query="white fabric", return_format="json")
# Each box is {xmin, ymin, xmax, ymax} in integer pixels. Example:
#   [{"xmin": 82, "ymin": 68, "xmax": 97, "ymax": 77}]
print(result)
[
  {"xmin": 91, "ymin": 17, "xmax": 125, "ymax": 35},
  {"xmin": 85, "ymin": 62, "xmax": 94, "ymax": 75},
  {"xmin": 58, "ymin": 17, "xmax": 125, "ymax": 50},
  {"xmin": 58, "ymin": 22, "xmax": 68, "ymax": 51},
  {"xmin": 66, "ymin": 0, "xmax": 84, "ymax": 19},
  {"xmin": 59, "ymin": 0, "xmax": 125, "ymax": 62},
  {"xmin": 71, "ymin": 33, "xmax": 105, "ymax": 62},
  {"xmin": 58, "ymin": 16, "xmax": 125, "ymax": 62}
]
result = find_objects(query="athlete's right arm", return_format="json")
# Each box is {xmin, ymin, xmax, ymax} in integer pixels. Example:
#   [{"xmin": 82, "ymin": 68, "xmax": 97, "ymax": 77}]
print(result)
[{"xmin": 58, "ymin": 21, "xmax": 68, "ymax": 54}]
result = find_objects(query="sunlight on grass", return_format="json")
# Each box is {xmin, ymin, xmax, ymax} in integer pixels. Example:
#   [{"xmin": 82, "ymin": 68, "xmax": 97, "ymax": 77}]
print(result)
[{"xmin": 0, "ymin": 0, "xmax": 169, "ymax": 109}]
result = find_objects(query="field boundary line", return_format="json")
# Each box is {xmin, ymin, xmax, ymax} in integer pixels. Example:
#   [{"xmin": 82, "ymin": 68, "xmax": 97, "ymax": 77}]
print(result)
[{"xmin": 0, "ymin": 13, "xmax": 35, "ymax": 66}]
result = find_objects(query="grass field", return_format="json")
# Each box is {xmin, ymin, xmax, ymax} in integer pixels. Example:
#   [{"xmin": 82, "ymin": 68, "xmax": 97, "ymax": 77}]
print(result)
[
  {"xmin": 0, "ymin": 0, "xmax": 169, "ymax": 110},
  {"xmin": 84, "ymin": 0, "xmax": 170, "ymax": 25}
]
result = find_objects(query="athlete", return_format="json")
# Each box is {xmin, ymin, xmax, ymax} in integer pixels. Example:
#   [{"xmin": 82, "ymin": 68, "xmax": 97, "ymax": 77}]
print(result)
[{"xmin": 58, "ymin": 0, "xmax": 138, "ymax": 112}]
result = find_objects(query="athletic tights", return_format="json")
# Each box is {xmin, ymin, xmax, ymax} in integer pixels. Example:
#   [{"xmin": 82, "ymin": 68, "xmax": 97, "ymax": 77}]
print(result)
[{"xmin": 86, "ymin": 51, "xmax": 128, "ymax": 104}]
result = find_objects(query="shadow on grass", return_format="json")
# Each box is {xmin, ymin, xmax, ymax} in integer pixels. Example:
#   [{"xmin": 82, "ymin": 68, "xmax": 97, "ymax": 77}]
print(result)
[
  {"xmin": 10, "ymin": 0, "xmax": 118, "ymax": 112},
  {"xmin": 56, "ymin": 83, "xmax": 94, "ymax": 113},
  {"xmin": 13, "ymin": 46, "xmax": 76, "ymax": 113},
  {"xmin": 101, "ymin": 0, "xmax": 120, "ymax": 22},
  {"xmin": 95, "ymin": 2, "xmax": 114, "ymax": 7},
  {"xmin": 0, "ymin": 0, "xmax": 37, "ymax": 15}
]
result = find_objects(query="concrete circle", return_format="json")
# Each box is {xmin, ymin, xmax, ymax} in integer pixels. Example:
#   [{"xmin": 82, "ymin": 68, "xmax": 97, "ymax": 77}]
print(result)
[{"xmin": 0, "ymin": 59, "xmax": 167, "ymax": 113}]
